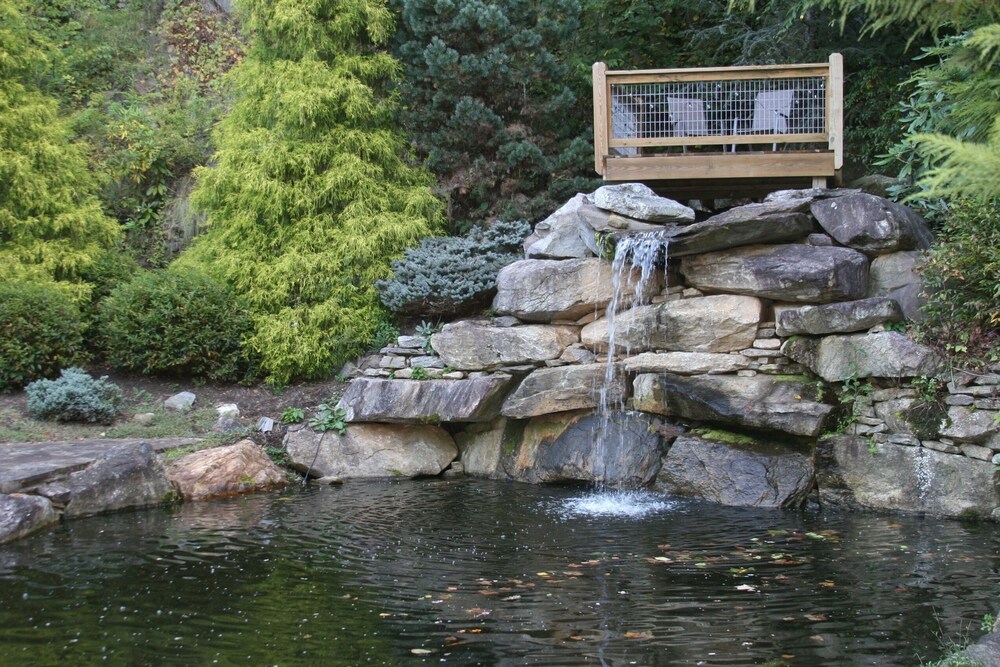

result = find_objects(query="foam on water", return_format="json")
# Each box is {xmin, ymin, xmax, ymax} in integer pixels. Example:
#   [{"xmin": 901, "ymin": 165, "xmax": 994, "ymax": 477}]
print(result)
[{"xmin": 556, "ymin": 489, "xmax": 675, "ymax": 519}]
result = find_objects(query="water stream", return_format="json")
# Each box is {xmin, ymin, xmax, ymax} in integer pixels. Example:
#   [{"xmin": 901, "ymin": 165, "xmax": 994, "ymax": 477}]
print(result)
[{"xmin": 1, "ymin": 481, "xmax": 996, "ymax": 666}]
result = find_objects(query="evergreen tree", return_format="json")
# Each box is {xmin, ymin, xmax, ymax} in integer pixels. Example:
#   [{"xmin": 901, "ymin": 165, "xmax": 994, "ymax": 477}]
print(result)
[
  {"xmin": 394, "ymin": 0, "xmax": 595, "ymax": 231},
  {"xmin": 0, "ymin": 0, "xmax": 118, "ymax": 298},
  {"xmin": 179, "ymin": 0, "xmax": 442, "ymax": 386}
]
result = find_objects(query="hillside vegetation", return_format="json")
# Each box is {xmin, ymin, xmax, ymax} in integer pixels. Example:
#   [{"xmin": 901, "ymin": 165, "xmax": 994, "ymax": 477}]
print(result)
[{"xmin": 0, "ymin": 0, "xmax": 996, "ymax": 391}]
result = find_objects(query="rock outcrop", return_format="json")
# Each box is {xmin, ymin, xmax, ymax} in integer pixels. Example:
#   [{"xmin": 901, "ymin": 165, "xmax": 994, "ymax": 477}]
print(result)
[{"xmin": 166, "ymin": 441, "xmax": 287, "ymax": 500}]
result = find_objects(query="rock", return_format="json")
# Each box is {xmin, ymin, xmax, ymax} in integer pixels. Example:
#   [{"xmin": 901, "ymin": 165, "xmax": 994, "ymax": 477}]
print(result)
[
  {"xmin": 867, "ymin": 251, "xmax": 927, "ymax": 321},
  {"xmin": 454, "ymin": 418, "xmax": 518, "ymax": 480},
  {"xmin": 216, "ymin": 403, "xmax": 240, "ymax": 419},
  {"xmin": 581, "ymin": 295, "xmax": 762, "ymax": 354},
  {"xmin": 284, "ymin": 423, "xmax": 457, "ymax": 479},
  {"xmin": 622, "ymin": 351, "xmax": 753, "ymax": 375},
  {"xmin": 501, "ymin": 363, "xmax": 624, "ymax": 419},
  {"xmin": 680, "ymin": 244, "xmax": 869, "ymax": 303},
  {"xmin": 848, "ymin": 174, "xmax": 899, "ymax": 198},
  {"xmin": 782, "ymin": 332, "xmax": 946, "ymax": 382},
  {"xmin": 656, "ymin": 434, "xmax": 814, "ymax": 508},
  {"xmin": 62, "ymin": 442, "xmax": 176, "ymax": 518},
  {"xmin": 212, "ymin": 416, "xmax": 244, "ymax": 434},
  {"xmin": 666, "ymin": 198, "xmax": 815, "ymax": 257},
  {"xmin": 0, "ymin": 494, "xmax": 58, "ymax": 544},
  {"xmin": 337, "ymin": 375, "xmax": 518, "ymax": 423},
  {"xmin": 397, "ymin": 335, "xmax": 425, "ymax": 349},
  {"xmin": 592, "ymin": 182, "xmax": 695, "ymax": 222},
  {"xmin": 525, "ymin": 194, "xmax": 596, "ymax": 259},
  {"xmin": 164, "ymin": 391, "xmax": 196, "ymax": 412},
  {"xmin": 775, "ymin": 297, "xmax": 903, "ymax": 336},
  {"xmin": 166, "ymin": 440, "xmax": 287, "ymax": 500},
  {"xmin": 940, "ymin": 406, "xmax": 1000, "ymax": 444},
  {"xmin": 410, "ymin": 356, "xmax": 446, "ymax": 369},
  {"xmin": 953, "ymin": 632, "xmax": 1000, "ymax": 667},
  {"xmin": 816, "ymin": 435, "xmax": 999, "ymax": 517},
  {"xmin": 133, "ymin": 412, "xmax": 156, "ymax": 425},
  {"xmin": 493, "ymin": 258, "xmax": 661, "ymax": 323},
  {"xmin": 763, "ymin": 188, "xmax": 852, "ymax": 203},
  {"xmin": 810, "ymin": 192, "xmax": 933, "ymax": 255},
  {"xmin": 559, "ymin": 346, "xmax": 596, "ymax": 365},
  {"xmin": 633, "ymin": 373, "xmax": 833, "ymax": 437},
  {"xmin": 256, "ymin": 417, "xmax": 275, "ymax": 433},
  {"xmin": 431, "ymin": 320, "xmax": 578, "ymax": 371},
  {"xmin": 513, "ymin": 411, "xmax": 663, "ymax": 487}
]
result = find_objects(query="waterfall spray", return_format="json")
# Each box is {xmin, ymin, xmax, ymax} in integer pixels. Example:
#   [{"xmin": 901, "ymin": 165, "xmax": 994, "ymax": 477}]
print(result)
[{"xmin": 593, "ymin": 230, "xmax": 670, "ymax": 487}]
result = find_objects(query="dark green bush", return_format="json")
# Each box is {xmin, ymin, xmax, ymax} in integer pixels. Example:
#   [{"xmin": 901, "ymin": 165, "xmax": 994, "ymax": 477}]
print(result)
[
  {"xmin": 0, "ymin": 282, "xmax": 87, "ymax": 391},
  {"xmin": 918, "ymin": 198, "xmax": 1000, "ymax": 366},
  {"xmin": 98, "ymin": 268, "xmax": 258, "ymax": 382},
  {"xmin": 377, "ymin": 219, "xmax": 530, "ymax": 317},
  {"xmin": 26, "ymin": 367, "xmax": 124, "ymax": 423}
]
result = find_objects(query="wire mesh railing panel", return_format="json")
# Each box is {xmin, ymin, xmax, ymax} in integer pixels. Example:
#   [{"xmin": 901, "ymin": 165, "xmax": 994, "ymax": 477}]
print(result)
[{"xmin": 608, "ymin": 76, "xmax": 827, "ymax": 144}]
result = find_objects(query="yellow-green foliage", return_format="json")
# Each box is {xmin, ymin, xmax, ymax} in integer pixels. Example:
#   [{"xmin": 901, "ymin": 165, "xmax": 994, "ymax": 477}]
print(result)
[
  {"xmin": 179, "ymin": 0, "xmax": 442, "ymax": 385},
  {"xmin": 0, "ymin": 0, "xmax": 119, "ymax": 299}
]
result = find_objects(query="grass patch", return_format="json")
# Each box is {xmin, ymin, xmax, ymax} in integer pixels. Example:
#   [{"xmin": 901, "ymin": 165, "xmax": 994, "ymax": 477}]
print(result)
[
  {"xmin": 0, "ymin": 402, "xmax": 223, "ymax": 443},
  {"xmin": 692, "ymin": 428, "xmax": 760, "ymax": 447}
]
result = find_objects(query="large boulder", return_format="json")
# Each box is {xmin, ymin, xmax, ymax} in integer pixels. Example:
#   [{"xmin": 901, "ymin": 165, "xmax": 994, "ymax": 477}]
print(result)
[
  {"xmin": 337, "ymin": 375, "xmax": 518, "ymax": 423},
  {"xmin": 775, "ymin": 297, "xmax": 903, "ymax": 336},
  {"xmin": 667, "ymin": 198, "xmax": 815, "ymax": 257},
  {"xmin": 284, "ymin": 423, "xmax": 457, "ymax": 479},
  {"xmin": 166, "ymin": 440, "xmax": 287, "ymax": 501},
  {"xmin": 62, "ymin": 442, "xmax": 176, "ymax": 518},
  {"xmin": 493, "ymin": 257, "xmax": 661, "ymax": 323},
  {"xmin": 939, "ymin": 406, "xmax": 1000, "ymax": 444},
  {"xmin": 581, "ymin": 295, "xmax": 761, "ymax": 353},
  {"xmin": 509, "ymin": 410, "xmax": 663, "ymax": 487},
  {"xmin": 815, "ymin": 435, "xmax": 999, "ymax": 517},
  {"xmin": 524, "ymin": 194, "xmax": 596, "ymax": 259},
  {"xmin": 867, "ymin": 251, "xmax": 927, "ymax": 321},
  {"xmin": 656, "ymin": 434, "xmax": 814, "ymax": 508},
  {"xmin": 680, "ymin": 244, "xmax": 869, "ymax": 303},
  {"xmin": 501, "ymin": 363, "xmax": 625, "ymax": 419},
  {"xmin": 592, "ymin": 182, "xmax": 695, "ymax": 223},
  {"xmin": 632, "ymin": 373, "xmax": 833, "ymax": 437},
  {"xmin": 782, "ymin": 332, "xmax": 946, "ymax": 382},
  {"xmin": 810, "ymin": 192, "xmax": 933, "ymax": 255},
  {"xmin": 431, "ymin": 321, "xmax": 578, "ymax": 371},
  {"xmin": 0, "ymin": 494, "xmax": 58, "ymax": 544},
  {"xmin": 454, "ymin": 418, "xmax": 522, "ymax": 480},
  {"xmin": 622, "ymin": 351, "xmax": 753, "ymax": 375}
]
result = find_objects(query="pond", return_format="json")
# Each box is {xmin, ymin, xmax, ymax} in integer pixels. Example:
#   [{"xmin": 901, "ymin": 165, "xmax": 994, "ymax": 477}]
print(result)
[{"xmin": 1, "ymin": 480, "xmax": 997, "ymax": 666}]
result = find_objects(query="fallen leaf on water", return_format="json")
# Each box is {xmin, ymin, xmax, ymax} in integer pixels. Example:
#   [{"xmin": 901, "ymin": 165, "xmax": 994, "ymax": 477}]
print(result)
[
  {"xmin": 805, "ymin": 613, "xmax": 827, "ymax": 622},
  {"xmin": 411, "ymin": 648, "xmax": 433, "ymax": 655},
  {"xmin": 735, "ymin": 584, "xmax": 757, "ymax": 592},
  {"xmin": 447, "ymin": 586, "xmax": 459, "ymax": 592},
  {"xmin": 568, "ymin": 635, "xmax": 584, "ymax": 641},
  {"xmin": 379, "ymin": 613, "xmax": 393, "ymax": 618},
  {"xmin": 537, "ymin": 572, "xmax": 550, "ymax": 577},
  {"xmin": 465, "ymin": 608, "xmax": 491, "ymax": 617},
  {"xmin": 563, "ymin": 571, "xmax": 584, "ymax": 577},
  {"xmin": 819, "ymin": 581, "xmax": 836, "ymax": 588},
  {"xmin": 478, "ymin": 590, "xmax": 498, "ymax": 596},
  {"xmin": 624, "ymin": 630, "xmax": 653, "ymax": 639},
  {"xmin": 782, "ymin": 617, "xmax": 797, "ymax": 622},
  {"xmin": 810, "ymin": 635, "xmax": 825, "ymax": 642},
  {"xmin": 502, "ymin": 595, "xmax": 521, "ymax": 601},
  {"xmin": 782, "ymin": 654, "xmax": 796, "ymax": 660}
]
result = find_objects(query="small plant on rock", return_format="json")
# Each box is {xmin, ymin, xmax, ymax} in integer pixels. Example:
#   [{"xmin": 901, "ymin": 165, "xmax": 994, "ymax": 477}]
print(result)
[
  {"xmin": 281, "ymin": 407, "xmax": 305, "ymax": 424},
  {"xmin": 409, "ymin": 366, "xmax": 429, "ymax": 380},
  {"xmin": 25, "ymin": 368, "xmax": 124, "ymax": 424},
  {"xmin": 308, "ymin": 402, "xmax": 347, "ymax": 434}
]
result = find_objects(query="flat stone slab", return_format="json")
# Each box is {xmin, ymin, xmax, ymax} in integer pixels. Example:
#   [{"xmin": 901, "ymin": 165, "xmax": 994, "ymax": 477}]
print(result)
[{"xmin": 0, "ymin": 438, "xmax": 201, "ymax": 494}]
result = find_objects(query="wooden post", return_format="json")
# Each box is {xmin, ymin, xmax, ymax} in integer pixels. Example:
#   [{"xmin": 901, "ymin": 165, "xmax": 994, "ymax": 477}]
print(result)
[
  {"xmin": 592, "ymin": 62, "xmax": 609, "ymax": 178},
  {"xmin": 828, "ymin": 52, "xmax": 844, "ymax": 172}
]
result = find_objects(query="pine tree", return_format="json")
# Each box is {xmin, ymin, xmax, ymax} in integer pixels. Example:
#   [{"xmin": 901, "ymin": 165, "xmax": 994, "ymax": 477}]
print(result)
[
  {"xmin": 0, "ymin": 0, "xmax": 118, "ymax": 298},
  {"xmin": 179, "ymin": 0, "xmax": 442, "ymax": 385},
  {"xmin": 394, "ymin": 0, "xmax": 595, "ymax": 231}
]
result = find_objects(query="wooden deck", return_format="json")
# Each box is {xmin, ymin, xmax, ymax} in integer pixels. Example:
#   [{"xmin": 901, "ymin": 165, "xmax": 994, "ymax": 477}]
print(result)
[{"xmin": 592, "ymin": 55, "xmax": 843, "ymax": 193}]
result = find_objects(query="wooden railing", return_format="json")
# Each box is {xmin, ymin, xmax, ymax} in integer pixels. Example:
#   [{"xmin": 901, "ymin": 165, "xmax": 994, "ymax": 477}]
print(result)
[{"xmin": 592, "ymin": 54, "xmax": 843, "ymax": 187}]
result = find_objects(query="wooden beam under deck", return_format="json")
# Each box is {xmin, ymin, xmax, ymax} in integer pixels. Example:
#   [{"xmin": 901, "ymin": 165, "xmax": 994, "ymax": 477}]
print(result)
[{"xmin": 603, "ymin": 151, "xmax": 836, "ymax": 182}]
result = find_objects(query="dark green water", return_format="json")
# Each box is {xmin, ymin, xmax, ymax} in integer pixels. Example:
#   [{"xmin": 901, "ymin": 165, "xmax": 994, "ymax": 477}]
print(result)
[{"xmin": 0, "ymin": 480, "xmax": 997, "ymax": 666}]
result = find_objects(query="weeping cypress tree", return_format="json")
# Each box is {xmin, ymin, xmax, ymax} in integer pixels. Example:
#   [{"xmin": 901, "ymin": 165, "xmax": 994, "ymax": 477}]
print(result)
[
  {"xmin": 179, "ymin": 0, "xmax": 442, "ymax": 386},
  {"xmin": 0, "ymin": 0, "xmax": 118, "ymax": 298}
]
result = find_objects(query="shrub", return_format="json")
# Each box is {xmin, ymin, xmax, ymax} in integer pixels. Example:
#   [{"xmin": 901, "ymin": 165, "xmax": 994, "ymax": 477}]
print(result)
[
  {"xmin": 917, "ymin": 198, "xmax": 1000, "ymax": 366},
  {"xmin": 0, "ymin": 282, "xmax": 87, "ymax": 391},
  {"xmin": 98, "ymin": 268, "xmax": 258, "ymax": 382},
  {"xmin": 25, "ymin": 368, "xmax": 124, "ymax": 423},
  {"xmin": 377, "ymin": 219, "xmax": 530, "ymax": 317}
]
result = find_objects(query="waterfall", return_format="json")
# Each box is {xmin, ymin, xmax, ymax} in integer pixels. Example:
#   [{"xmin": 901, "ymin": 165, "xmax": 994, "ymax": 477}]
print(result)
[{"xmin": 593, "ymin": 231, "xmax": 670, "ymax": 487}]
